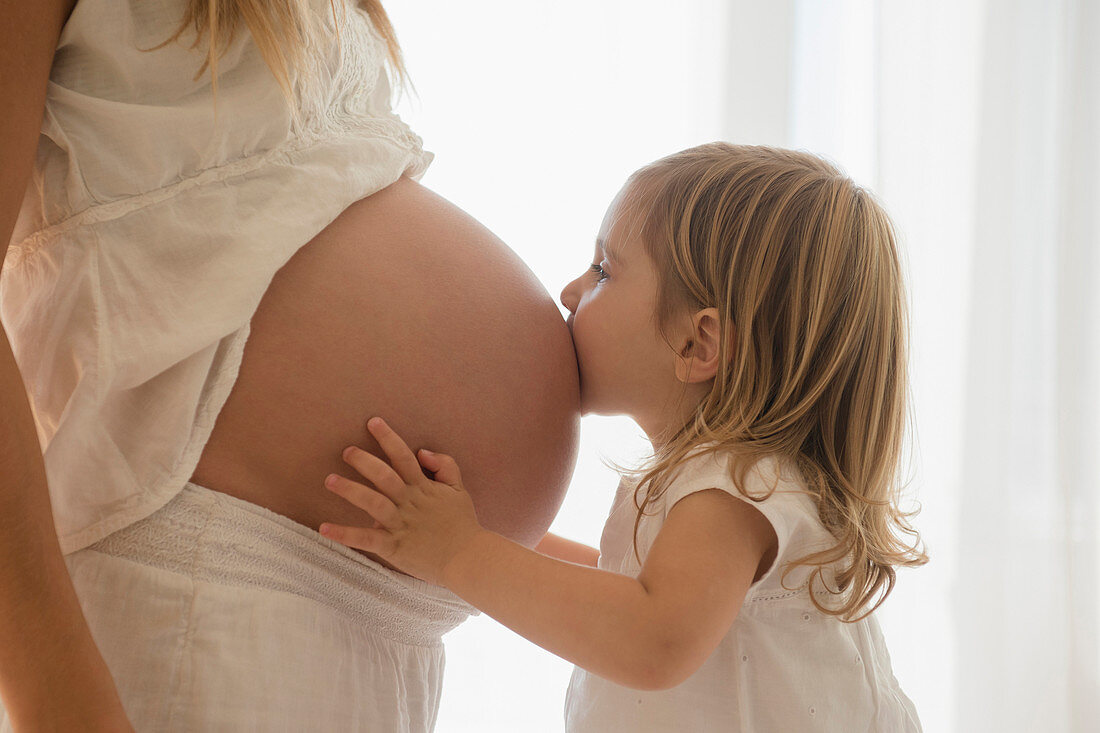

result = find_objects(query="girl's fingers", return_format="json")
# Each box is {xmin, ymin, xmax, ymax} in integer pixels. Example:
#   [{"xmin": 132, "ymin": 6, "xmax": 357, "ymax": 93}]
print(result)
[
  {"xmin": 366, "ymin": 417, "xmax": 425, "ymax": 485},
  {"xmin": 417, "ymin": 450, "xmax": 462, "ymax": 488},
  {"xmin": 319, "ymin": 523, "xmax": 396, "ymax": 557},
  {"xmin": 341, "ymin": 446, "xmax": 407, "ymax": 503},
  {"xmin": 324, "ymin": 475, "xmax": 402, "ymax": 529}
]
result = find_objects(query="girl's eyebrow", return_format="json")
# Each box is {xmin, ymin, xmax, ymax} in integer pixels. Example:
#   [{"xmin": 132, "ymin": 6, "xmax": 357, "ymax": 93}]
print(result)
[{"xmin": 597, "ymin": 237, "xmax": 622, "ymax": 264}]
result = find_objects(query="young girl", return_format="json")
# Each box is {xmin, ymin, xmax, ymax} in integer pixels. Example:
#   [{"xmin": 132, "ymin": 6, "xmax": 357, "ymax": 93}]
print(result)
[{"xmin": 317, "ymin": 142, "xmax": 928, "ymax": 731}]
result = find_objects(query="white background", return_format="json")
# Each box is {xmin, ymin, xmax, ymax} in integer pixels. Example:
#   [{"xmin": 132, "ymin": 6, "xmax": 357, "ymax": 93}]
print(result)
[{"xmin": 385, "ymin": 1, "xmax": 1100, "ymax": 731}]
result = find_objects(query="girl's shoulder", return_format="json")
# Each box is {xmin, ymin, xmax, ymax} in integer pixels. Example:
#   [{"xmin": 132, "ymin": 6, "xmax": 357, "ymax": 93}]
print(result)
[
  {"xmin": 668, "ymin": 443, "xmax": 810, "ymax": 504},
  {"xmin": 664, "ymin": 446, "xmax": 839, "ymax": 593},
  {"xmin": 661, "ymin": 445, "xmax": 825, "ymax": 543}
]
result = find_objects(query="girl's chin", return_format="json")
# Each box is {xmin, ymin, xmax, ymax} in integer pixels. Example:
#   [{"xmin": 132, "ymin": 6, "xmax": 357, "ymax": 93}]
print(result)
[
  {"xmin": 579, "ymin": 402, "xmax": 626, "ymax": 420},
  {"xmin": 578, "ymin": 383, "xmax": 629, "ymax": 420}
]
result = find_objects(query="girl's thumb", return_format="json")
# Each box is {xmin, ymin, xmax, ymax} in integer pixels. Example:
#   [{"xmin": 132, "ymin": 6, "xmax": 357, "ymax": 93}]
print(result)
[{"xmin": 418, "ymin": 449, "xmax": 461, "ymax": 486}]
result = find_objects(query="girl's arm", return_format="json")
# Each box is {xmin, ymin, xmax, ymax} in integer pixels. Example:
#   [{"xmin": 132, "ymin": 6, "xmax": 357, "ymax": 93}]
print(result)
[
  {"xmin": 320, "ymin": 418, "xmax": 777, "ymax": 691},
  {"xmin": 442, "ymin": 490, "xmax": 774, "ymax": 690},
  {"xmin": 535, "ymin": 532, "xmax": 600, "ymax": 567}
]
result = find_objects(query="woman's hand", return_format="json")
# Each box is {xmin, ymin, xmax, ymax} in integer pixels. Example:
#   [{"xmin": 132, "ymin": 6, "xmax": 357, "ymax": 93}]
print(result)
[{"xmin": 319, "ymin": 416, "xmax": 486, "ymax": 587}]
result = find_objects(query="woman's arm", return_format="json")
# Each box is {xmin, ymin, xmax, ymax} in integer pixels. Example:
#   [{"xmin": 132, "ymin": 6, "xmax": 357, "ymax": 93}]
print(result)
[
  {"xmin": 0, "ymin": 1, "xmax": 134, "ymax": 728},
  {"xmin": 320, "ymin": 418, "xmax": 777, "ymax": 691},
  {"xmin": 534, "ymin": 532, "xmax": 599, "ymax": 567},
  {"xmin": 0, "ymin": 336, "xmax": 132, "ymax": 730}
]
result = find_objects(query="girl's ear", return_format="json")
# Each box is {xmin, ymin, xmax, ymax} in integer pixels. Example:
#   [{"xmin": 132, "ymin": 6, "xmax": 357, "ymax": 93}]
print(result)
[{"xmin": 674, "ymin": 308, "xmax": 734, "ymax": 384}]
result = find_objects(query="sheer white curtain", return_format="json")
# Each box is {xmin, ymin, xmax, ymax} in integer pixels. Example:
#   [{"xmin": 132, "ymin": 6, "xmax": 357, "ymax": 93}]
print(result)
[
  {"xmin": 793, "ymin": 1, "xmax": 1100, "ymax": 731},
  {"xmin": 388, "ymin": 1, "xmax": 1100, "ymax": 731}
]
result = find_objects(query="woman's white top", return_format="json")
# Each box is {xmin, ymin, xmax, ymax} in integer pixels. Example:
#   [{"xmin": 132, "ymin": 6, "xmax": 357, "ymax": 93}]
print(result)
[
  {"xmin": 565, "ymin": 446, "xmax": 923, "ymax": 732},
  {"xmin": 1, "ymin": 0, "xmax": 432, "ymax": 554}
]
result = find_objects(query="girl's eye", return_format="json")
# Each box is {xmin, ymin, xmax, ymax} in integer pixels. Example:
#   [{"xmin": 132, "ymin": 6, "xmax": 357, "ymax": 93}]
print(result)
[{"xmin": 589, "ymin": 263, "xmax": 608, "ymax": 282}]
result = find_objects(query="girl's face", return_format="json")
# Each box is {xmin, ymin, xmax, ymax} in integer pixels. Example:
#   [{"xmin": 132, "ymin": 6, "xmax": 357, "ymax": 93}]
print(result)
[{"xmin": 559, "ymin": 186, "xmax": 689, "ymax": 441}]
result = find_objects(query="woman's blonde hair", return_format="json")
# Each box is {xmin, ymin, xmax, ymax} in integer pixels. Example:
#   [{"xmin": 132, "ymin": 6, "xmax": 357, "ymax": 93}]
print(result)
[
  {"xmin": 141, "ymin": 0, "xmax": 409, "ymax": 123},
  {"xmin": 614, "ymin": 142, "xmax": 928, "ymax": 623}
]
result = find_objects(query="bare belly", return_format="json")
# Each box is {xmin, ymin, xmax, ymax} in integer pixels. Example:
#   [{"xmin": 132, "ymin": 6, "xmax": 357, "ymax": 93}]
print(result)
[{"xmin": 188, "ymin": 176, "xmax": 581, "ymax": 568}]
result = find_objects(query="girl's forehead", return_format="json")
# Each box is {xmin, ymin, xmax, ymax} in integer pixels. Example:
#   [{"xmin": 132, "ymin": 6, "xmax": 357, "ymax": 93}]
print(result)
[{"xmin": 600, "ymin": 189, "xmax": 649, "ymax": 255}]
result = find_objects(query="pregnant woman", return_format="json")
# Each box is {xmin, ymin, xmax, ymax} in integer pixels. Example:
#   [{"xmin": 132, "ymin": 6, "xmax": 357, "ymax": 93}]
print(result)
[{"xmin": 0, "ymin": 0, "xmax": 579, "ymax": 730}]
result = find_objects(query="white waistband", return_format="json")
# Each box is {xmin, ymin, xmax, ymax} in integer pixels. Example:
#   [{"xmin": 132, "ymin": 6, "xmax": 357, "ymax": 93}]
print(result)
[{"xmin": 85, "ymin": 481, "xmax": 476, "ymax": 646}]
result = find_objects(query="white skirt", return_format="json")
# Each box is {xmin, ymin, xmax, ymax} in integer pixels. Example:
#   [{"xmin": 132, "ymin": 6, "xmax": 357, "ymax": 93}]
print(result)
[{"xmin": 1, "ymin": 481, "xmax": 475, "ymax": 732}]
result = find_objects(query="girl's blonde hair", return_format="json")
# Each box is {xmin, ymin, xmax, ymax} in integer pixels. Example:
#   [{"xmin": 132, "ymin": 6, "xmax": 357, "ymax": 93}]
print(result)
[
  {"xmin": 141, "ymin": 0, "xmax": 408, "ymax": 123},
  {"xmin": 615, "ymin": 142, "xmax": 928, "ymax": 623}
]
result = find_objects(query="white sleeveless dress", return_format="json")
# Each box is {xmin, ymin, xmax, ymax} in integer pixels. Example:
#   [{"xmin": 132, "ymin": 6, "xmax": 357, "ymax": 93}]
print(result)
[{"xmin": 565, "ymin": 448, "xmax": 923, "ymax": 732}]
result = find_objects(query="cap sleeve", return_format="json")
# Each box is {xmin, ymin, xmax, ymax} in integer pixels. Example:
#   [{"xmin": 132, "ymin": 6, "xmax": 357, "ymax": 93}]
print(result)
[{"xmin": 660, "ymin": 449, "xmax": 820, "ymax": 592}]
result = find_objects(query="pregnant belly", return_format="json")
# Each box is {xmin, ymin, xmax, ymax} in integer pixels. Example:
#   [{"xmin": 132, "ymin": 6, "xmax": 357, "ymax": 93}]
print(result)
[{"xmin": 188, "ymin": 176, "xmax": 581, "ymax": 566}]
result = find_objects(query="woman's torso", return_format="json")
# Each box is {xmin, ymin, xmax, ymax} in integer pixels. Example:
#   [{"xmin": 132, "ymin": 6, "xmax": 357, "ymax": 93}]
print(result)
[
  {"xmin": 4, "ymin": 0, "xmax": 580, "ymax": 559},
  {"xmin": 188, "ymin": 174, "xmax": 582, "ymax": 558}
]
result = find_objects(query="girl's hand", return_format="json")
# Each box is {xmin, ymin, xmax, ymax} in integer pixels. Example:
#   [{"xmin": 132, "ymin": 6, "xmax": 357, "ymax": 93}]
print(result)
[{"xmin": 319, "ymin": 417, "xmax": 485, "ymax": 587}]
